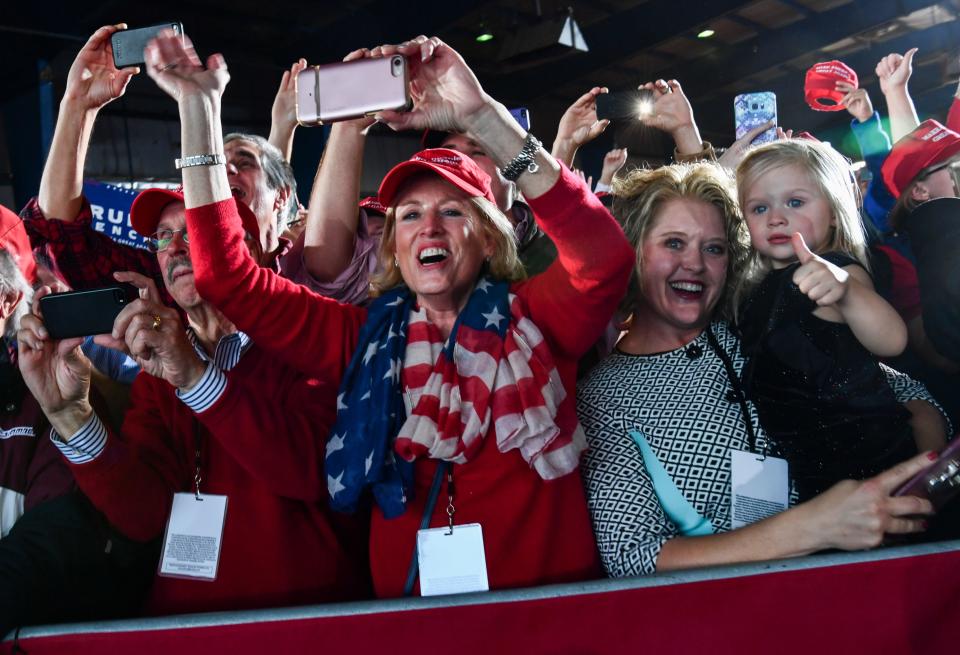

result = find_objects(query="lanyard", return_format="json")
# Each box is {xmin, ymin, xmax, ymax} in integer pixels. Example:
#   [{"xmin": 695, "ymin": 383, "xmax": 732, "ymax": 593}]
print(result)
[
  {"xmin": 402, "ymin": 460, "xmax": 451, "ymax": 596},
  {"xmin": 193, "ymin": 422, "xmax": 204, "ymax": 500},
  {"xmin": 705, "ymin": 325, "xmax": 764, "ymax": 457}
]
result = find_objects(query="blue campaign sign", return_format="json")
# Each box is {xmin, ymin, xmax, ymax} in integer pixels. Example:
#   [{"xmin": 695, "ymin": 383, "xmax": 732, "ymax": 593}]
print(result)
[{"xmin": 82, "ymin": 180, "xmax": 149, "ymax": 249}]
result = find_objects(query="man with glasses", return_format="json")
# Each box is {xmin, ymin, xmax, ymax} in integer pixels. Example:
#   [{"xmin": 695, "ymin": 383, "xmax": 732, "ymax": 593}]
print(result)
[{"xmin": 16, "ymin": 182, "xmax": 369, "ymax": 615}]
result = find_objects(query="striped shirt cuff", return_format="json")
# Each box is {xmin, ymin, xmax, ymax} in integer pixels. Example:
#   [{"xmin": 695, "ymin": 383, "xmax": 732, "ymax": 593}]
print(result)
[
  {"xmin": 176, "ymin": 361, "xmax": 227, "ymax": 413},
  {"xmin": 50, "ymin": 414, "xmax": 108, "ymax": 464}
]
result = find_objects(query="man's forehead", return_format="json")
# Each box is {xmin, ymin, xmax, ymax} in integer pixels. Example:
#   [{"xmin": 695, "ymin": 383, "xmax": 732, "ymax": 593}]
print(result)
[
  {"xmin": 226, "ymin": 139, "xmax": 262, "ymax": 160},
  {"xmin": 157, "ymin": 201, "xmax": 187, "ymax": 230}
]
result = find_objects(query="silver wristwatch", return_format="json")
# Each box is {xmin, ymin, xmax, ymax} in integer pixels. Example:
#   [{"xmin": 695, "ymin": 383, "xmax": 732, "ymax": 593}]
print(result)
[{"xmin": 175, "ymin": 154, "xmax": 226, "ymax": 170}]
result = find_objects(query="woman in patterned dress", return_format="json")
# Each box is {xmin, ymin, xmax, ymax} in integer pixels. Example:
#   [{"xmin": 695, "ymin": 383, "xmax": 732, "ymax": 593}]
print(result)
[{"xmin": 578, "ymin": 162, "xmax": 945, "ymax": 577}]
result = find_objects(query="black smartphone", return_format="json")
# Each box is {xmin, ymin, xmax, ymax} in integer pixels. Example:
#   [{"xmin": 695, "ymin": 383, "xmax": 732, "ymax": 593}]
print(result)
[
  {"xmin": 111, "ymin": 22, "xmax": 183, "ymax": 68},
  {"xmin": 596, "ymin": 90, "xmax": 655, "ymax": 123},
  {"xmin": 40, "ymin": 285, "xmax": 139, "ymax": 340}
]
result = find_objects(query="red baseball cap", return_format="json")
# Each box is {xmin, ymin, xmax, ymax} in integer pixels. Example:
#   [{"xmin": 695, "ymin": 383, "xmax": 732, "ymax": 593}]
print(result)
[
  {"xmin": 359, "ymin": 196, "xmax": 386, "ymax": 216},
  {"xmin": 881, "ymin": 120, "xmax": 960, "ymax": 198},
  {"xmin": 131, "ymin": 186, "xmax": 261, "ymax": 244},
  {"xmin": 378, "ymin": 148, "xmax": 496, "ymax": 207},
  {"xmin": 804, "ymin": 60, "xmax": 858, "ymax": 112},
  {"xmin": 0, "ymin": 205, "xmax": 36, "ymax": 285}
]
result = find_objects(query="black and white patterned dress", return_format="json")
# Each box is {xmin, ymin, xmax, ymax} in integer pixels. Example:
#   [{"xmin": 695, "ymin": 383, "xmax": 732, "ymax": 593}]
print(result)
[{"xmin": 577, "ymin": 321, "xmax": 944, "ymax": 578}]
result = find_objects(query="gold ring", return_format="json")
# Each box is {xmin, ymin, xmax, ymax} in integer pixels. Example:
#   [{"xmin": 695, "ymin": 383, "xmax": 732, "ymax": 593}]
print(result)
[{"xmin": 151, "ymin": 315, "xmax": 162, "ymax": 331}]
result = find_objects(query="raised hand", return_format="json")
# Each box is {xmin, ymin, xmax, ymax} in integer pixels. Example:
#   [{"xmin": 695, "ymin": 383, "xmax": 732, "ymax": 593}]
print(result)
[
  {"xmin": 144, "ymin": 30, "xmax": 230, "ymax": 104},
  {"xmin": 268, "ymin": 58, "xmax": 308, "ymax": 160},
  {"xmin": 17, "ymin": 287, "xmax": 93, "ymax": 431},
  {"xmin": 791, "ymin": 232, "xmax": 849, "ymax": 306},
  {"xmin": 599, "ymin": 147, "xmax": 628, "ymax": 185},
  {"xmin": 552, "ymin": 87, "xmax": 610, "ymax": 167},
  {"xmin": 717, "ymin": 120, "xmax": 773, "ymax": 170},
  {"xmin": 373, "ymin": 36, "xmax": 491, "ymax": 135},
  {"xmin": 63, "ymin": 24, "xmax": 139, "ymax": 111},
  {"xmin": 100, "ymin": 271, "xmax": 206, "ymax": 390},
  {"xmin": 836, "ymin": 81, "xmax": 873, "ymax": 123},
  {"xmin": 876, "ymin": 48, "xmax": 917, "ymax": 96},
  {"xmin": 638, "ymin": 79, "xmax": 694, "ymax": 134},
  {"xmin": 271, "ymin": 58, "xmax": 307, "ymax": 129}
]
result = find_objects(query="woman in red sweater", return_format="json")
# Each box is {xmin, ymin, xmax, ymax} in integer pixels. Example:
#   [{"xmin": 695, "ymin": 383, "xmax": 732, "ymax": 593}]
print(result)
[{"xmin": 146, "ymin": 32, "xmax": 633, "ymax": 597}]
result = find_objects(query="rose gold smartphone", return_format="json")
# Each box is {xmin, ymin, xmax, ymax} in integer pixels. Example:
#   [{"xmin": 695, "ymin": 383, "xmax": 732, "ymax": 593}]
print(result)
[{"xmin": 295, "ymin": 55, "xmax": 410, "ymax": 126}]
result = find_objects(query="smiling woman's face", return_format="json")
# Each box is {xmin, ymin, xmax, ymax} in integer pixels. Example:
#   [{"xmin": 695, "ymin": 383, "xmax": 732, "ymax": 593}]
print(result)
[
  {"xmin": 391, "ymin": 175, "xmax": 492, "ymax": 313},
  {"xmin": 635, "ymin": 197, "xmax": 729, "ymax": 339}
]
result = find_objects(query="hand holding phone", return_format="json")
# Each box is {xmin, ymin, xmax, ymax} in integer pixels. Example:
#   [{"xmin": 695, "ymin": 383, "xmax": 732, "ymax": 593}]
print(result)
[
  {"xmin": 295, "ymin": 55, "xmax": 410, "ymax": 125},
  {"xmin": 64, "ymin": 25, "xmax": 141, "ymax": 113},
  {"xmin": 895, "ymin": 440, "xmax": 960, "ymax": 510}
]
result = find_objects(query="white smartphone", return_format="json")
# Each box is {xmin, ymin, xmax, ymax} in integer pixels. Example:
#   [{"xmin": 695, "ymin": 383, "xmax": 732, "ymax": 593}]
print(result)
[{"xmin": 295, "ymin": 56, "xmax": 410, "ymax": 125}]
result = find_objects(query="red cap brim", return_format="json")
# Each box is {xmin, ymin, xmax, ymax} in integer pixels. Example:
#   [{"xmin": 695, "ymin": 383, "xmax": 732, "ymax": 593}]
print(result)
[{"xmin": 379, "ymin": 160, "xmax": 493, "ymax": 207}]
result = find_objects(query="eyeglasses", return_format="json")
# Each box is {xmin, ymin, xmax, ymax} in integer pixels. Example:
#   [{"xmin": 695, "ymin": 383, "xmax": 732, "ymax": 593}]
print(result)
[{"xmin": 147, "ymin": 227, "xmax": 189, "ymax": 252}]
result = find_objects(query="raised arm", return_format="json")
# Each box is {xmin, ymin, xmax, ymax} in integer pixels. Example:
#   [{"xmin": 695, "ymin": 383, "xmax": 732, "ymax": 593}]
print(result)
[
  {"xmin": 550, "ymin": 87, "xmax": 610, "ymax": 168},
  {"xmin": 638, "ymin": 79, "xmax": 709, "ymax": 159},
  {"xmin": 267, "ymin": 58, "xmax": 306, "ymax": 162},
  {"xmin": 300, "ymin": 50, "xmax": 376, "ymax": 283},
  {"xmin": 39, "ymin": 25, "xmax": 138, "ymax": 220},
  {"xmin": 876, "ymin": 48, "xmax": 920, "ymax": 143},
  {"xmin": 142, "ymin": 32, "xmax": 365, "ymax": 380},
  {"xmin": 791, "ymin": 233, "xmax": 907, "ymax": 357}
]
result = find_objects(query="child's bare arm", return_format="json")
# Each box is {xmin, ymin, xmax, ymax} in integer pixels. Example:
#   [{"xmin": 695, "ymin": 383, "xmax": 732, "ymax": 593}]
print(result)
[{"xmin": 836, "ymin": 264, "xmax": 908, "ymax": 357}]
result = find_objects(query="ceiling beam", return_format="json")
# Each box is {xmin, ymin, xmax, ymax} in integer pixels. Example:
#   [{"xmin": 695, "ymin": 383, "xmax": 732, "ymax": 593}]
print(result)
[
  {"xmin": 672, "ymin": 0, "xmax": 941, "ymax": 103},
  {"xmin": 483, "ymin": 0, "xmax": 748, "ymax": 102}
]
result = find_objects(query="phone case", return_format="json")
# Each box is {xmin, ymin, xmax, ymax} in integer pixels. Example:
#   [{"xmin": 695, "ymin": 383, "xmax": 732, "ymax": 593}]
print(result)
[
  {"xmin": 894, "ymin": 439, "xmax": 960, "ymax": 510},
  {"xmin": 734, "ymin": 92, "xmax": 777, "ymax": 144},
  {"xmin": 111, "ymin": 23, "xmax": 183, "ymax": 68},
  {"xmin": 40, "ymin": 285, "xmax": 138, "ymax": 340},
  {"xmin": 295, "ymin": 56, "xmax": 410, "ymax": 126}
]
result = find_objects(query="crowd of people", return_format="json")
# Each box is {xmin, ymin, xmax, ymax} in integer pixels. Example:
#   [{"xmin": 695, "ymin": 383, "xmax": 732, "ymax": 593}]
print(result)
[{"xmin": 0, "ymin": 22, "xmax": 958, "ymax": 633}]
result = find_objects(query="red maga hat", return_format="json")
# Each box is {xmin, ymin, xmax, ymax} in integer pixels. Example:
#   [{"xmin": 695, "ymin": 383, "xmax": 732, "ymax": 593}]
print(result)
[
  {"xmin": 359, "ymin": 196, "xmax": 387, "ymax": 216},
  {"xmin": 804, "ymin": 60, "xmax": 858, "ymax": 112},
  {"xmin": 0, "ymin": 205, "xmax": 36, "ymax": 284},
  {"xmin": 131, "ymin": 186, "xmax": 261, "ymax": 245},
  {"xmin": 881, "ymin": 120, "xmax": 960, "ymax": 198},
  {"xmin": 378, "ymin": 148, "xmax": 496, "ymax": 207}
]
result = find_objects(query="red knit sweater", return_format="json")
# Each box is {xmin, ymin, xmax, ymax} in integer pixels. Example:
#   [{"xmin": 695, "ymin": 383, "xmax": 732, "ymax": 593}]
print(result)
[
  {"xmin": 186, "ymin": 166, "xmax": 634, "ymax": 597},
  {"xmin": 69, "ymin": 345, "xmax": 369, "ymax": 615}
]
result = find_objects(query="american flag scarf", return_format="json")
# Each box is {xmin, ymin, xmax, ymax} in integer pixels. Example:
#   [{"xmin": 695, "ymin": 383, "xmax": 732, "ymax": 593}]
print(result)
[{"xmin": 326, "ymin": 277, "xmax": 585, "ymax": 518}]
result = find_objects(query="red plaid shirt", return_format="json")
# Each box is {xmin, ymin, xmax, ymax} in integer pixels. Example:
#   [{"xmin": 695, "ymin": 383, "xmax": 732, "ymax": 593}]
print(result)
[
  {"xmin": 20, "ymin": 196, "xmax": 175, "ymax": 307},
  {"xmin": 20, "ymin": 196, "xmax": 292, "ymax": 310}
]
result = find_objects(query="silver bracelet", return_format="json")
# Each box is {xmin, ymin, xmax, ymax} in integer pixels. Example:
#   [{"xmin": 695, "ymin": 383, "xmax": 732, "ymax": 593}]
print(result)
[
  {"xmin": 175, "ymin": 154, "xmax": 226, "ymax": 170},
  {"xmin": 501, "ymin": 133, "xmax": 542, "ymax": 182}
]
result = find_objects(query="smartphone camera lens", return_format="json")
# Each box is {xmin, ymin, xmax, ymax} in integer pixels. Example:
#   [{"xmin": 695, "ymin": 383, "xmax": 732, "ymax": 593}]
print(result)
[
  {"xmin": 391, "ymin": 56, "xmax": 402, "ymax": 77},
  {"xmin": 752, "ymin": 103, "xmax": 758, "ymax": 110},
  {"xmin": 114, "ymin": 290, "xmax": 125, "ymax": 303}
]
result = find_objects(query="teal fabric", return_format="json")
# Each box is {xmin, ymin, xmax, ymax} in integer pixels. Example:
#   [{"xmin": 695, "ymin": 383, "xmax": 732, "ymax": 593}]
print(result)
[{"xmin": 629, "ymin": 430, "xmax": 715, "ymax": 537}]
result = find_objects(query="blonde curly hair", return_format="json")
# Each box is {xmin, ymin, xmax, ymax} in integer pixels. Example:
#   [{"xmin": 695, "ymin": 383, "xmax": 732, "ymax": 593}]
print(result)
[{"xmin": 611, "ymin": 162, "xmax": 749, "ymax": 321}]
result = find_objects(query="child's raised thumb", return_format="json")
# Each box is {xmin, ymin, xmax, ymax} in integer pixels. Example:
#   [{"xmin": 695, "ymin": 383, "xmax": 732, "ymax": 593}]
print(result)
[{"xmin": 792, "ymin": 232, "xmax": 815, "ymax": 264}]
